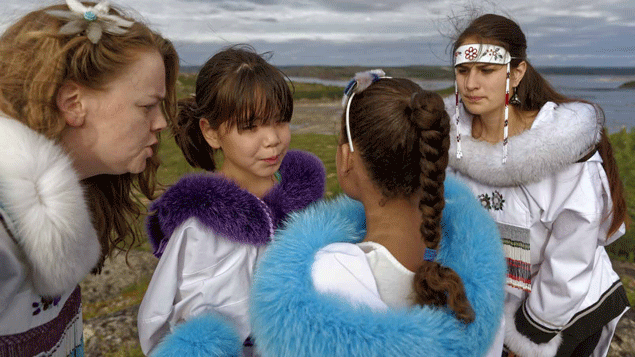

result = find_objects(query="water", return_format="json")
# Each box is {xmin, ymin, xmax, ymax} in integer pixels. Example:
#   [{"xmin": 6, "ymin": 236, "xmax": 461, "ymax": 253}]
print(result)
[
  {"xmin": 290, "ymin": 75, "xmax": 635, "ymax": 132},
  {"xmin": 544, "ymin": 75, "xmax": 635, "ymax": 133}
]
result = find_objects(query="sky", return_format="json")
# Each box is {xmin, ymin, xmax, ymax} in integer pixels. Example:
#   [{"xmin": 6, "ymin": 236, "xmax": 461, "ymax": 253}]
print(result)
[{"xmin": 2, "ymin": 0, "xmax": 634, "ymax": 67}]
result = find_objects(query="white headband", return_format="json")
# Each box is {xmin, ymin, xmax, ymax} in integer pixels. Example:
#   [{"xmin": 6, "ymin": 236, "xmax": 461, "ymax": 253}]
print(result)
[{"xmin": 454, "ymin": 44, "xmax": 511, "ymax": 66}]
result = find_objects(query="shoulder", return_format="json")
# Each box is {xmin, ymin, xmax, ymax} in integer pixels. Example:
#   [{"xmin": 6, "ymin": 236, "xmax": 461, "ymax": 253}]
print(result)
[
  {"xmin": 147, "ymin": 174, "xmax": 272, "ymax": 257},
  {"xmin": 280, "ymin": 150, "xmax": 325, "ymax": 179},
  {"xmin": 312, "ymin": 242, "xmax": 387, "ymax": 311},
  {"xmin": 267, "ymin": 150, "xmax": 326, "ymax": 213},
  {"xmin": 0, "ymin": 116, "xmax": 100, "ymax": 297}
]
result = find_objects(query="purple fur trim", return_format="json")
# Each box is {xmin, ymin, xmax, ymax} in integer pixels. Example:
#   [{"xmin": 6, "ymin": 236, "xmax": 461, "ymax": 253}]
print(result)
[
  {"xmin": 263, "ymin": 150, "xmax": 326, "ymax": 229},
  {"xmin": 147, "ymin": 150, "xmax": 325, "ymax": 257}
]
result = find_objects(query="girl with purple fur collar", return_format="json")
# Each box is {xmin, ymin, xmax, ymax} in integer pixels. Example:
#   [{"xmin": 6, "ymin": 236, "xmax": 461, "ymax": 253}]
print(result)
[{"xmin": 137, "ymin": 46, "xmax": 325, "ymax": 356}]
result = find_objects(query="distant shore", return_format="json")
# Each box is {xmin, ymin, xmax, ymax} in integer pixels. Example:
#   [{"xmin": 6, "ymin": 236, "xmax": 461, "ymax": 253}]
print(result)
[{"xmin": 180, "ymin": 64, "xmax": 635, "ymax": 79}]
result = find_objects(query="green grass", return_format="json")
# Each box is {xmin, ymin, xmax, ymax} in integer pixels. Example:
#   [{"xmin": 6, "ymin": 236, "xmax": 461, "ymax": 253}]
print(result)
[
  {"xmin": 290, "ymin": 82, "xmax": 343, "ymax": 101},
  {"xmin": 289, "ymin": 133, "xmax": 341, "ymax": 198}
]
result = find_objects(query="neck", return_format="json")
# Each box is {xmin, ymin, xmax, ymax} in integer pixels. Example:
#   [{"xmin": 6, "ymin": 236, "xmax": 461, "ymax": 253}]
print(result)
[
  {"xmin": 361, "ymin": 194, "xmax": 425, "ymax": 272},
  {"xmin": 472, "ymin": 106, "xmax": 534, "ymax": 144},
  {"xmin": 219, "ymin": 166, "xmax": 276, "ymax": 199}
]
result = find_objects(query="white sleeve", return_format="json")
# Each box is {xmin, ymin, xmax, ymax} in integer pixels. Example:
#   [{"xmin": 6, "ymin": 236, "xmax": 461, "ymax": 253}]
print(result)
[
  {"xmin": 524, "ymin": 159, "xmax": 611, "ymax": 330},
  {"xmin": 137, "ymin": 218, "xmax": 261, "ymax": 355},
  {"xmin": 0, "ymin": 227, "xmax": 23, "ymax": 315},
  {"xmin": 311, "ymin": 243, "xmax": 388, "ymax": 311}
]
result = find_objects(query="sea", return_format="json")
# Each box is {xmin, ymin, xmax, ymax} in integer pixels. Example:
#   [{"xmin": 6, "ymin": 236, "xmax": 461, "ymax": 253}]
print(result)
[{"xmin": 289, "ymin": 75, "xmax": 635, "ymax": 133}]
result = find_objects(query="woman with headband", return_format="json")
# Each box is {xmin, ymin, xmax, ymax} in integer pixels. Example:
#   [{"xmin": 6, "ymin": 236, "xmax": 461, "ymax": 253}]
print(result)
[{"xmin": 446, "ymin": 14, "xmax": 629, "ymax": 357}]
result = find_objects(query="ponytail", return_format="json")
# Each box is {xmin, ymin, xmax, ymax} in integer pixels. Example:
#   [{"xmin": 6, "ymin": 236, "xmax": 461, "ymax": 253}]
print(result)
[
  {"xmin": 174, "ymin": 97, "xmax": 217, "ymax": 171},
  {"xmin": 409, "ymin": 91, "xmax": 475, "ymax": 324}
]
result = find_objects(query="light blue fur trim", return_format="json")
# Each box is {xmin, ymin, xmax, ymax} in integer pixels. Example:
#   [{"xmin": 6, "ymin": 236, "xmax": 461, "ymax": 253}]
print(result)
[
  {"xmin": 150, "ymin": 313, "xmax": 242, "ymax": 357},
  {"xmin": 251, "ymin": 176, "xmax": 506, "ymax": 357}
]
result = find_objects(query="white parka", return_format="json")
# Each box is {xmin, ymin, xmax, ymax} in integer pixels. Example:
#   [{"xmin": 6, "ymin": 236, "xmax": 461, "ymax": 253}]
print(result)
[{"xmin": 446, "ymin": 99, "xmax": 629, "ymax": 357}]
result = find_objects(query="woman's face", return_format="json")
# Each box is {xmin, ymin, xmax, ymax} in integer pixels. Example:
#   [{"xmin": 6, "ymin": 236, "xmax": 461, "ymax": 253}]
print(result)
[
  {"xmin": 67, "ymin": 49, "xmax": 167, "ymax": 177},
  {"xmin": 454, "ymin": 60, "xmax": 509, "ymax": 119},
  {"xmin": 454, "ymin": 39, "xmax": 524, "ymax": 121}
]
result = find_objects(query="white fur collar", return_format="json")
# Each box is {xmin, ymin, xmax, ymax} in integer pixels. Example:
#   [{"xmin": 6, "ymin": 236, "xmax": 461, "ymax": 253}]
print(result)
[
  {"xmin": 446, "ymin": 100, "xmax": 603, "ymax": 186},
  {"xmin": 0, "ymin": 116, "xmax": 100, "ymax": 296}
]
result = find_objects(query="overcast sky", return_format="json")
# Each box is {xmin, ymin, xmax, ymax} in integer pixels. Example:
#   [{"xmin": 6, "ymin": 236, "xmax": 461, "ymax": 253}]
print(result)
[{"xmin": 2, "ymin": 0, "xmax": 634, "ymax": 67}]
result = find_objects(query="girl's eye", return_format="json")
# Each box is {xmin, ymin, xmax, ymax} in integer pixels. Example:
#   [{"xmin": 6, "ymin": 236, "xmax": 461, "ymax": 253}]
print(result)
[
  {"xmin": 456, "ymin": 68, "xmax": 468, "ymax": 75},
  {"xmin": 480, "ymin": 67, "xmax": 495, "ymax": 74}
]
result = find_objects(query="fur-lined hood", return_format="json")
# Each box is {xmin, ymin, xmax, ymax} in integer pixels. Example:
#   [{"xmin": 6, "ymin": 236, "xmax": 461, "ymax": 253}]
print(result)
[
  {"xmin": 446, "ymin": 100, "xmax": 604, "ymax": 186},
  {"xmin": 146, "ymin": 150, "xmax": 326, "ymax": 258},
  {"xmin": 250, "ymin": 176, "xmax": 506, "ymax": 356},
  {"xmin": 0, "ymin": 116, "xmax": 100, "ymax": 297}
]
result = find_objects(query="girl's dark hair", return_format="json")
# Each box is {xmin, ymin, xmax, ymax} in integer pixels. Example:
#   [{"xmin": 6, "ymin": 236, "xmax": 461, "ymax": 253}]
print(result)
[
  {"xmin": 344, "ymin": 78, "xmax": 474, "ymax": 323},
  {"xmin": 453, "ymin": 14, "xmax": 628, "ymax": 236},
  {"xmin": 175, "ymin": 45, "xmax": 293, "ymax": 171}
]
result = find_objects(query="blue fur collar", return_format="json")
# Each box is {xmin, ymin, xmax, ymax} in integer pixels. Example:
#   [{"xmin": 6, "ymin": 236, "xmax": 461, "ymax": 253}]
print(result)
[
  {"xmin": 250, "ymin": 176, "xmax": 506, "ymax": 356},
  {"xmin": 147, "ymin": 150, "xmax": 325, "ymax": 257}
]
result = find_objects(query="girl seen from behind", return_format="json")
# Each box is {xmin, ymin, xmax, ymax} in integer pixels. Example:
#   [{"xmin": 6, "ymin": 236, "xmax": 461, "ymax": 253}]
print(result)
[
  {"xmin": 249, "ymin": 73, "xmax": 507, "ymax": 356},
  {"xmin": 137, "ymin": 46, "xmax": 325, "ymax": 356},
  {"xmin": 447, "ymin": 13, "xmax": 630, "ymax": 357}
]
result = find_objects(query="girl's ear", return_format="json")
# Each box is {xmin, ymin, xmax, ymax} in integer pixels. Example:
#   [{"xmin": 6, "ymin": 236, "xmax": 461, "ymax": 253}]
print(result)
[
  {"xmin": 200, "ymin": 118, "xmax": 222, "ymax": 149},
  {"xmin": 336, "ymin": 143, "xmax": 354, "ymax": 175},
  {"xmin": 56, "ymin": 82, "xmax": 87, "ymax": 127},
  {"xmin": 512, "ymin": 61, "xmax": 528, "ymax": 87}
]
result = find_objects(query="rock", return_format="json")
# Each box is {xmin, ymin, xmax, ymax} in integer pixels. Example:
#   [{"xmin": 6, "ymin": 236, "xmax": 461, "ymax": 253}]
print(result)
[{"xmin": 609, "ymin": 308, "xmax": 635, "ymax": 357}]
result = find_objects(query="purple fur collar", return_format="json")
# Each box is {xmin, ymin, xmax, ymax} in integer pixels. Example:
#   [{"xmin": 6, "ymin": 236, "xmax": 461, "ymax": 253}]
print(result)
[{"xmin": 147, "ymin": 150, "xmax": 325, "ymax": 258}]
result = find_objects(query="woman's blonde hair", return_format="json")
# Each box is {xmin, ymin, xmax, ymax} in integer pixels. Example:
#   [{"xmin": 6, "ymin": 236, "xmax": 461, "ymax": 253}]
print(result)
[{"xmin": 0, "ymin": 2, "xmax": 179, "ymax": 268}]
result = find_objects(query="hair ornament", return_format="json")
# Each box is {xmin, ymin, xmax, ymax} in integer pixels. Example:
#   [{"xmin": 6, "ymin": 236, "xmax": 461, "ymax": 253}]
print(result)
[
  {"xmin": 342, "ymin": 69, "xmax": 388, "ymax": 152},
  {"xmin": 46, "ymin": 0, "xmax": 134, "ymax": 44}
]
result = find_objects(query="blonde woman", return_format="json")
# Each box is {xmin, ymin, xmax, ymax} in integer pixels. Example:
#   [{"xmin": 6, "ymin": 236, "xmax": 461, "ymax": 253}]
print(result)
[{"xmin": 0, "ymin": 1, "xmax": 178, "ymax": 355}]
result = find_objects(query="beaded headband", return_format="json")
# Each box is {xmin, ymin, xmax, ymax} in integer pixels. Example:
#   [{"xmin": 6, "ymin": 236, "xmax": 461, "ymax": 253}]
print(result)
[
  {"xmin": 46, "ymin": 0, "xmax": 134, "ymax": 44},
  {"xmin": 453, "ymin": 44, "xmax": 513, "ymax": 163},
  {"xmin": 454, "ymin": 44, "xmax": 512, "ymax": 66},
  {"xmin": 341, "ymin": 69, "xmax": 388, "ymax": 152}
]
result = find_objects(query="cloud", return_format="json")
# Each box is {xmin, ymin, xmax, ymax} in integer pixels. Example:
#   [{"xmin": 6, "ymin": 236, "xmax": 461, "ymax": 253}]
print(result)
[{"xmin": 0, "ymin": 0, "xmax": 633, "ymax": 66}]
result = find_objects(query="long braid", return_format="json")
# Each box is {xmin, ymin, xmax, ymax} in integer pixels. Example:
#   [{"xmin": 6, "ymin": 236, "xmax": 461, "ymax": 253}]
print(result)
[
  {"xmin": 409, "ymin": 91, "xmax": 475, "ymax": 324},
  {"xmin": 345, "ymin": 78, "xmax": 475, "ymax": 323}
]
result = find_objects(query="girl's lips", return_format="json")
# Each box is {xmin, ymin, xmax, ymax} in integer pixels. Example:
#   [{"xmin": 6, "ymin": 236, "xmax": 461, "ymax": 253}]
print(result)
[
  {"xmin": 263, "ymin": 155, "xmax": 279, "ymax": 164},
  {"xmin": 465, "ymin": 96, "xmax": 483, "ymax": 102}
]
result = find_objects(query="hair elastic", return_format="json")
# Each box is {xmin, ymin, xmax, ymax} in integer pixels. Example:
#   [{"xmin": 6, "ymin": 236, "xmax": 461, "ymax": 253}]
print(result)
[{"xmin": 423, "ymin": 248, "xmax": 437, "ymax": 262}]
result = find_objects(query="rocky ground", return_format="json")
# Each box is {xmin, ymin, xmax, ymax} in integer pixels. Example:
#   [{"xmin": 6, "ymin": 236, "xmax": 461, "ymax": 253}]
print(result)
[{"xmin": 80, "ymin": 100, "xmax": 635, "ymax": 356}]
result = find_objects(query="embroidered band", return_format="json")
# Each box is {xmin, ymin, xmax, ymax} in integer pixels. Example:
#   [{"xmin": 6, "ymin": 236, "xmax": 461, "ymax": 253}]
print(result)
[
  {"xmin": 454, "ymin": 44, "xmax": 512, "ymax": 66},
  {"xmin": 423, "ymin": 248, "xmax": 437, "ymax": 262}
]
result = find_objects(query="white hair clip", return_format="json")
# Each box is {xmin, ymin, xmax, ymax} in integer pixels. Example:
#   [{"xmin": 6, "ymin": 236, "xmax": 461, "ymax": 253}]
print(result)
[
  {"xmin": 341, "ymin": 69, "xmax": 387, "ymax": 152},
  {"xmin": 46, "ymin": 0, "xmax": 134, "ymax": 44}
]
